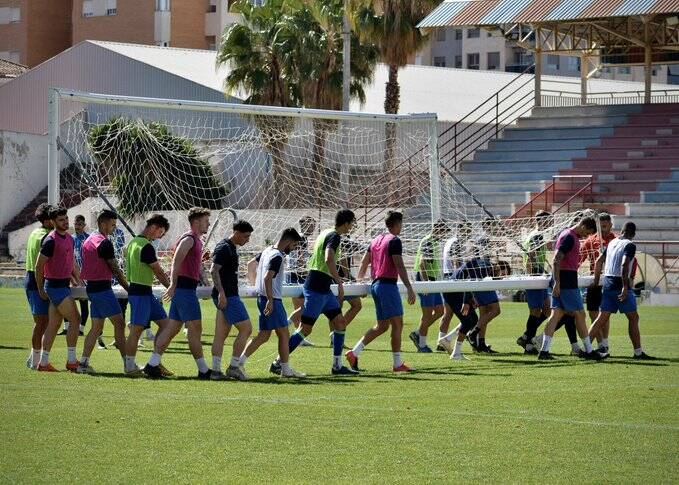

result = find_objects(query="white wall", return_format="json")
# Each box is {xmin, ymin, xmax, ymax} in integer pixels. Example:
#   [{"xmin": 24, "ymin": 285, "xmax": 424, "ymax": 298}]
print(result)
[{"xmin": 0, "ymin": 130, "xmax": 48, "ymax": 229}]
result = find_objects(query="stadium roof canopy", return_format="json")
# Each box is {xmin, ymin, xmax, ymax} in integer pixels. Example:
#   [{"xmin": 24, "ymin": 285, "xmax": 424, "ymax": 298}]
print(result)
[{"xmin": 419, "ymin": 0, "xmax": 679, "ymax": 103}]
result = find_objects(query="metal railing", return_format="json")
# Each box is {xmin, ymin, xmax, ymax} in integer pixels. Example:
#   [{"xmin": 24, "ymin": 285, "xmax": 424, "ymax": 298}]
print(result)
[
  {"xmin": 541, "ymin": 88, "xmax": 679, "ymax": 107},
  {"xmin": 634, "ymin": 240, "xmax": 679, "ymax": 292},
  {"xmin": 509, "ymin": 175, "xmax": 593, "ymax": 219}
]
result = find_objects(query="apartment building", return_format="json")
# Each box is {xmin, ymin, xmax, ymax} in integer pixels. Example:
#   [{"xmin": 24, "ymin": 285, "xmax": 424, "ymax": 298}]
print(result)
[
  {"xmin": 0, "ymin": 0, "xmax": 241, "ymax": 67},
  {"xmin": 416, "ymin": 27, "xmax": 671, "ymax": 84}
]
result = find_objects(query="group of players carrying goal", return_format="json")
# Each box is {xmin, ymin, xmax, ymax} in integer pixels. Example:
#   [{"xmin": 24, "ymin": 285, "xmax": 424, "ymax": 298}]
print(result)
[{"xmin": 21, "ymin": 202, "xmax": 654, "ymax": 380}]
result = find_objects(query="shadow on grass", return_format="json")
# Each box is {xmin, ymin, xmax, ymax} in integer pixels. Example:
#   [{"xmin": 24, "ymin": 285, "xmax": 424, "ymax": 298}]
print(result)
[{"xmin": 0, "ymin": 345, "xmax": 29, "ymax": 351}]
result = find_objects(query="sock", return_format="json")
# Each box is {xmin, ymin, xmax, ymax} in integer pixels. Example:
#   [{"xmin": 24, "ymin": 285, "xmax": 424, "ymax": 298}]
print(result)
[
  {"xmin": 634, "ymin": 348, "xmax": 643, "ymax": 356},
  {"xmin": 419, "ymin": 335, "xmax": 427, "ymax": 347},
  {"xmin": 393, "ymin": 352, "xmax": 403, "ymax": 367},
  {"xmin": 229, "ymin": 356, "xmax": 239, "ymax": 368},
  {"xmin": 289, "ymin": 331, "xmax": 305, "ymax": 354},
  {"xmin": 148, "ymin": 353, "xmax": 162, "ymax": 367},
  {"xmin": 582, "ymin": 336, "xmax": 593, "ymax": 353},
  {"xmin": 478, "ymin": 337, "xmax": 486, "ymax": 348},
  {"xmin": 40, "ymin": 351, "xmax": 49, "ymax": 366},
  {"xmin": 525, "ymin": 315, "xmax": 543, "ymax": 339},
  {"xmin": 453, "ymin": 340, "xmax": 463, "ymax": 356},
  {"xmin": 525, "ymin": 343, "xmax": 534, "ymax": 352},
  {"xmin": 67, "ymin": 347, "xmax": 77, "ymax": 364},
  {"xmin": 125, "ymin": 356, "xmax": 136, "ymax": 371},
  {"xmin": 79, "ymin": 324, "xmax": 85, "ymax": 332},
  {"xmin": 438, "ymin": 331, "xmax": 447, "ymax": 343},
  {"xmin": 280, "ymin": 361, "xmax": 290, "ymax": 373},
  {"xmin": 239, "ymin": 354, "xmax": 248, "ymax": 366},
  {"xmin": 212, "ymin": 356, "xmax": 222, "ymax": 371},
  {"xmin": 32, "ymin": 349, "xmax": 40, "ymax": 366},
  {"xmin": 541, "ymin": 335, "xmax": 553, "ymax": 352},
  {"xmin": 333, "ymin": 355, "xmax": 342, "ymax": 368},
  {"xmin": 195, "ymin": 357, "xmax": 209, "ymax": 373},
  {"xmin": 601, "ymin": 338, "xmax": 609, "ymax": 349},
  {"xmin": 80, "ymin": 356, "xmax": 89, "ymax": 367},
  {"xmin": 352, "ymin": 340, "xmax": 365, "ymax": 357},
  {"xmin": 572, "ymin": 342, "xmax": 581, "ymax": 352},
  {"xmin": 561, "ymin": 315, "xmax": 578, "ymax": 344},
  {"xmin": 333, "ymin": 330, "xmax": 345, "ymax": 357}
]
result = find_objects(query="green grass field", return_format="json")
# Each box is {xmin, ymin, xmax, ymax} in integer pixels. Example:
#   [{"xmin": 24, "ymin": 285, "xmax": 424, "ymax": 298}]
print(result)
[{"xmin": 1, "ymin": 287, "xmax": 677, "ymax": 484}]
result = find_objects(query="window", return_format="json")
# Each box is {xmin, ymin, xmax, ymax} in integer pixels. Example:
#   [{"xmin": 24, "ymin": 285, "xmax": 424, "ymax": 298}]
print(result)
[
  {"xmin": 434, "ymin": 56, "xmax": 446, "ymax": 67},
  {"xmin": 436, "ymin": 29, "xmax": 446, "ymax": 42},
  {"xmin": 82, "ymin": 0, "xmax": 93, "ymax": 16},
  {"xmin": 106, "ymin": 0, "xmax": 116, "ymax": 15},
  {"xmin": 487, "ymin": 52, "xmax": 500, "ymax": 70},
  {"xmin": 207, "ymin": 3, "xmax": 216, "ymax": 12},
  {"xmin": 156, "ymin": 0, "xmax": 171, "ymax": 11},
  {"xmin": 467, "ymin": 53, "xmax": 479, "ymax": 69},
  {"xmin": 467, "ymin": 28, "xmax": 480, "ymax": 38},
  {"xmin": 455, "ymin": 29, "xmax": 462, "ymax": 40},
  {"xmin": 9, "ymin": 7, "xmax": 20, "ymax": 23},
  {"xmin": 487, "ymin": 31, "xmax": 492, "ymax": 37},
  {"xmin": 566, "ymin": 57, "xmax": 580, "ymax": 72},
  {"xmin": 156, "ymin": 41, "xmax": 169, "ymax": 47},
  {"xmin": 618, "ymin": 67, "xmax": 631, "ymax": 75},
  {"xmin": 547, "ymin": 54, "xmax": 560, "ymax": 70},
  {"xmin": 455, "ymin": 55, "xmax": 462, "ymax": 68}
]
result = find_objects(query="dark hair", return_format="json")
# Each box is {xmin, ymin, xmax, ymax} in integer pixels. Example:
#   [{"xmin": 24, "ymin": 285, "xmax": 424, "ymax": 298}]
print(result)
[
  {"xmin": 188, "ymin": 207, "xmax": 210, "ymax": 223},
  {"xmin": 35, "ymin": 203, "xmax": 53, "ymax": 223},
  {"xmin": 599, "ymin": 212, "xmax": 612, "ymax": 223},
  {"xmin": 97, "ymin": 209, "xmax": 118, "ymax": 224},
  {"xmin": 233, "ymin": 219, "xmax": 254, "ymax": 233},
  {"xmin": 433, "ymin": 218, "xmax": 448, "ymax": 232},
  {"xmin": 335, "ymin": 209, "xmax": 356, "ymax": 227},
  {"xmin": 622, "ymin": 221, "xmax": 636, "ymax": 236},
  {"xmin": 495, "ymin": 260, "xmax": 511, "ymax": 276},
  {"xmin": 74, "ymin": 214, "xmax": 86, "ymax": 223},
  {"xmin": 536, "ymin": 210, "xmax": 551, "ymax": 218},
  {"xmin": 280, "ymin": 227, "xmax": 303, "ymax": 242},
  {"xmin": 299, "ymin": 216, "xmax": 315, "ymax": 225},
  {"xmin": 579, "ymin": 216, "xmax": 597, "ymax": 233},
  {"xmin": 482, "ymin": 217, "xmax": 495, "ymax": 231},
  {"xmin": 385, "ymin": 211, "xmax": 403, "ymax": 228},
  {"xmin": 146, "ymin": 213, "xmax": 170, "ymax": 231},
  {"xmin": 48, "ymin": 207, "xmax": 68, "ymax": 220}
]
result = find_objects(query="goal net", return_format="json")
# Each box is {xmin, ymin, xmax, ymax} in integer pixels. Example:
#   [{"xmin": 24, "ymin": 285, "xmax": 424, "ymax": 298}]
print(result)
[{"xmin": 51, "ymin": 89, "xmax": 595, "ymax": 294}]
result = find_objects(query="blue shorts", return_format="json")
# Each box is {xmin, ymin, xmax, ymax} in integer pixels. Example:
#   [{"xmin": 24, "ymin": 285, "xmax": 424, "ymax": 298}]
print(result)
[
  {"xmin": 169, "ymin": 288, "xmax": 202, "ymax": 323},
  {"xmin": 344, "ymin": 295, "xmax": 360, "ymax": 302},
  {"xmin": 473, "ymin": 291, "xmax": 499, "ymax": 307},
  {"xmin": 213, "ymin": 295, "xmax": 250, "ymax": 326},
  {"xmin": 287, "ymin": 273, "xmax": 306, "ymax": 285},
  {"xmin": 601, "ymin": 288, "xmax": 637, "ymax": 314},
  {"xmin": 419, "ymin": 292, "xmax": 443, "ymax": 308},
  {"xmin": 301, "ymin": 288, "xmax": 342, "ymax": 325},
  {"xmin": 88, "ymin": 289, "xmax": 122, "ymax": 319},
  {"xmin": 526, "ymin": 289, "xmax": 549, "ymax": 310},
  {"xmin": 257, "ymin": 297, "xmax": 288, "ymax": 331},
  {"xmin": 129, "ymin": 294, "xmax": 167, "ymax": 328},
  {"xmin": 45, "ymin": 286, "xmax": 71, "ymax": 307},
  {"xmin": 25, "ymin": 289, "xmax": 49, "ymax": 316},
  {"xmin": 371, "ymin": 281, "xmax": 403, "ymax": 321},
  {"xmin": 551, "ymin": 288, "xmax": 584, "ymax": 312},
  {"xmin": 442, "ymin": 292, "xmax": 478, "ymax": 333}
]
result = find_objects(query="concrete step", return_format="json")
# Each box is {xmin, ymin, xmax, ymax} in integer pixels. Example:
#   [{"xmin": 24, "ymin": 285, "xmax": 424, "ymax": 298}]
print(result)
[
  {"xmin": 530, "ymin": 105, "xmax": 644, "ymax": 118},
  {"xmin": 459, "ymin": 180, "xmax": 546, "ymax": 193},
  {"xmin": 487, "ymin": 137, "xmax": 602, "ymax": 151},
  {"xmin": 610, "ymin": 215, "xmax": 679, "ymax": 229},
  {"xmin": 470, "ymin": 191, "xmax": 530, "ymax": 205},
  {"xmin": 560, "ymin": 168, "xmax": 677, "ymax": 181},
  {"xmin": 462, "ymin": 160, "xmax": 572, "ymax": 172},
  {"xmin": 502, "ymin": 126, "xmax": 614, "ymax": 140},
  {"xmin": 627, "ymin": 114, "xmax": 679, "ymax": 125},
  {"xmin": 455, "ymin": 170, "xmax": 555, "ymax": 182},
  {"xmin": 586, "ymin": 147, "xmax": 679, "ymax": 159},
  {"xmin": 642, "ymin": 191, "xmax": 679, "ymax": 203},
  {"xmin": 640, "ymin": 103, "xmax": 679, "ymax": 114},
  {"xmin": 634, "ymin": 228, "xmax": 679, "ymax": 240},
  {"xmin": 657, "ymin": 180, "xmax": 679, "ymax": 191},
  {"xmin": 474, "ymin": 148, "xmax": 586, "ymax": 162},
  {"xmin": 614, "ymin": 125, "xmax": 679, "ymax": 136},
  {"xmin": 571, "ymin": 158, "xmax": 679, "ymax": 170},
  {"xmin": 626, "ymin": 203, "xmax": 679, "ymax": 216},
  {"xmin": 516, "ymin": 114, "xmax": 627, "ymax": 129},
  {"xmin": 600, "ymin": 136, "xmax": 679, "ymax": 148}
]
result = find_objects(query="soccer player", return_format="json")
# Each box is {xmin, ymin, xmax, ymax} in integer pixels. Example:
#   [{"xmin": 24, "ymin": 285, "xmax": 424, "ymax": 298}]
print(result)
[
  {"xmin": 330, "ymin": 235, "xmax": 364, "ymax": 347},
  {"xmin": 538, "ymin": 216, "xmax": 601, "ymax": 360},
  {"xmin": 123, "ymin": 214, "xmax": 172, "ymax": 377},
  {"xmin": 438, "ymin": 221, "xmax": 472, "ymax": 352},
  {"xmin": 34, "ymin": 207, "xmax": 83, "ymax": 372},
  {"xmin": 589, "ymin": 222, "xmax": 654, "ymax": 359},
  {"xmin": 286, "ymin": 216, "xmax": 316, "ymax": 346},
  {"xmin": 77, "ymin": 210, "xmax": 129, "ymax": 373},
  {"xmin": 24, "ymin": 203, "xmax": 54, "ymax": 369},
  {"xmin": 345, "ymin": 211, "xmax": 416, "ymax": 372},
  {"xmin": 271, "ymin": 209, "xmax": 358, "ymax": 376},
  {"xmin": 210, "ymin": 219, "xmax": 254, "ymax": 381},
  {"xmin": 409, "ymin": 219, "xmax": 448, "ymax": 353},
  {"xmin": 241, "ymin": 227, "xmax": 306, "ymax": 378},
  {"xmin": 59, "ymin": 214, "xmax": 89, "ymax": 336},
  {"xmin": 150, "ymin": 208, "xmax": 211, "ymax": 379}
]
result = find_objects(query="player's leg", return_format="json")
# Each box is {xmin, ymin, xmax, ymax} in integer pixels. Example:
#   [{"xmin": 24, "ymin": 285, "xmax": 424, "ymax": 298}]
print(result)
[
  {"xmin": 124, "ymin": 322, "xmax": 145, "ymax": 375},
  {"xmin": 220, "ymin": 294, "xmax": 252, "ymax": 380},
  {"xmin": 475, "ymin": 300, "xmax": 500, "ymax": 353},
  {"xmin": 519, "ymin": 289, "xmax": 548, "ymax": 353},
  {"xmin": 79, "ymin": 317, "xmax": 104, "ymax": 373},
  {"xmin": 538, "ymin": 306, "xmax": 565, "ymax": 360},
  {"xmin": 186, "ymin": 319, "xmax": 210, "ymax": 378},
  {"xmin": 108, "ymin": 313, "xmax": 126, "ymax": 363},
  {"xmin": 37, "ymin": 303, "xmax": 62, "ymax": 371},
  {"xmin": 26, "ymin": 287, "xmax": 50, "ymax": 369},
  {"xmin": 437, "ymin": 302, "xmax": 455, "ymax": 352},
  {"xmin": 211, "ymin": 310, "xmax": 231, "ymax": 377},
  {"xmin": 54, "ymin": 296, "xmax": 82, "ymax": 371},
  {"xmin": 290, "ymin": 294, "xmax": 313, "ymax": 346},
  {"xmin": 79, "ymin": 299, "xmax": 89, "ymax": 334},
  {"xmin": 554, "ymin": 314, "xmax": 583, "ymax": 355},
  {"xmin": 329, "ymin": 305, "xmax": 356, "ymax": 374}
]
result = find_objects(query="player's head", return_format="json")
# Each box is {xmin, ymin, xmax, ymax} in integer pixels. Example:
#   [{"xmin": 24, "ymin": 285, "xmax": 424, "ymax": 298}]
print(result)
[
  {"xmin": 35, "ymin": 203, "xmax": 54, "ymax": 228},
  {"xmin": 232, "ymin": 219, "xmax": 254, "ymax": 246},
  {"xmin": 48, "ymin": 207, "xmax": 69, "ymax": 232},
  {"xmin": 74, "ymin": 214, "xmax": 86, "ymax": 233},
  {"xmin": 96, "ymin": 210, "xmax": 118, "ymax": 236},
  {"xmin": 335, "ymin": 209, "xmax": 356, "ymax": 234},
  {"xmin": 575, "ymin": 216, "xmax": 597, "ymax": 238},
  {"xmin": 188, "ymin": 207, "xmax": 210, "ymax": 235},
  {"xmin": 145, "ymin": 214, "xmax": 170, "ymax": 241},
  {"xmin": 621, "ymin": 221, "xmax": 636, "ymax": 239},
  {"xmin": 432, "ymin": 218, "xmax": 449, "ymax": 239},
  {"xmin": 385, "ymin": 211, "xmax": 403, "ymax": 235},
  {"xmin": 535, "ymin": 210, "xmax": 552, "ymax": 230},
  {"xmin": 493, "ymin": 260, "xmax": 511, "ymax": 278},
  {"xmin": 299, "ymin": 216, "xmax": 316, "ymax": 236},
  {"xmin": 599, "ymin": 213, "xmax": 613, "ymax": 235},
  {"xmin": 279, "ymin": 227, "xmax": 303, "ymax": 254},
  {"xmin": 458, "ymin": 221, "xmax": 472, "ymax": 238},
  {"xmin": 482, "ymin": 217, "xmax": 495, "ymax": 234}
]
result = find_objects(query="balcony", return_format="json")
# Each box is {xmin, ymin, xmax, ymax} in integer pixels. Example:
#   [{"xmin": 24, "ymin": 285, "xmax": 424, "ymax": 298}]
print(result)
[{"xmin": 205, "ymin": 11, "xmax": 240, "ymax": 36}]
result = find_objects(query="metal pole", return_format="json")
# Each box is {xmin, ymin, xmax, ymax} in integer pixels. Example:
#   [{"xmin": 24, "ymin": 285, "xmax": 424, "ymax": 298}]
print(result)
[
  {"xmin": 580, "ymin": 54, "xmax": 588, "ymax": 105},
  {"xmin": 534, "ymin": 28, "xmax": 542, "ymax": 107},
  {"xmin": 47, "ymin": 88, "xmax": 60, "ymax": 205},
  {"xmin": 644, "ymin": 17, "xmax": 652, "ymax": 104},
  {"xmin": 427, "ymin": 118, "xmax": 442, "ymax": 222},
  {"xmin": 342, "ymin": 0, "xmax": 351, "ymax": 111}
]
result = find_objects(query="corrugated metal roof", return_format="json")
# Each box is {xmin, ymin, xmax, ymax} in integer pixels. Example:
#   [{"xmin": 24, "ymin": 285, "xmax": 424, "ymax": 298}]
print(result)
[
  {"xmin": 418, "ymin": 0, "xmax": 679, "ymax": 27},
  {"xmin": 0, "ymin": 59, "xmax": 28, "ymax": 78}
]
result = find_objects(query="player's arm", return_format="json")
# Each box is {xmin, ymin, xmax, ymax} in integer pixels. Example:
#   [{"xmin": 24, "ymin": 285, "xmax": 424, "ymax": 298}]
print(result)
[
  {"xmin": 106, "ymin": 258, "xmax": 129, "ymax": 291},
  {"xmin": 263, "ymin": 269, "xmax": 276, "ymax": 315},
  {"xmin": 593, "ymin": 250, "xmax": 606, "ymax": 288},
  {"xmin": 325, "ymin": 239, "xmax": 344, "ymax": 301},
  {"xmin": 71, "ymin": 252, "xmax": 84, "ymax": 286},
  {"xmin": 34, "ymin": 253, "xmax": 49, "ymax": 300},
  {"xmin": 211, "ymin": 261, "xmax": 227, "ymax": 310},
  {"xmin": 619, "ymin": 243, "xmax": 636, "ymax": 301},
  {"xmin": 551, "ymin": 251, "xmax": 565, "ymax": 297},
  {"xmin": 150, "ymin": 261, "xmax": 171, "ymax": 289},
  {"xmin": 167, "ymin": 236, "xmax": 194, "ymax": 298},
  {"xmin": 393, "ymin": 254, "xmax": 416, "ymax": 305},
  {"xmin": 357, "ymin": 250, "xmax": 371, "ymax": 281},
  {"xmin": 247, "ymin": 256, "xmax": 259, "ymax": 286}
]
